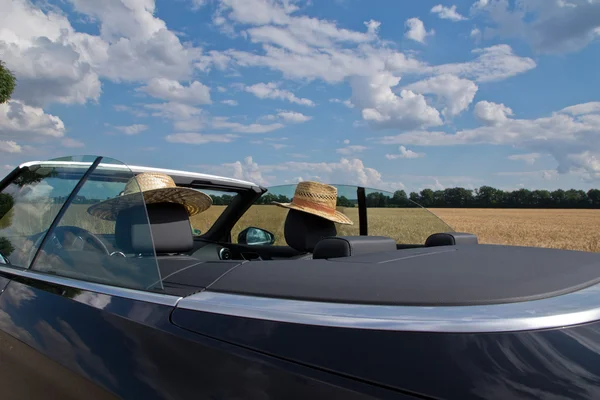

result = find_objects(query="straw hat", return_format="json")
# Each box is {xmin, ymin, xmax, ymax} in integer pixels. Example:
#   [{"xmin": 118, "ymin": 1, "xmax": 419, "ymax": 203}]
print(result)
[
  {"xmin": 87, "ymin": 172, "xmax": 212, "ymax": 221},
  {"xmin": 273, "ymin": 181, "xmax": 353, "ymax": 225}
]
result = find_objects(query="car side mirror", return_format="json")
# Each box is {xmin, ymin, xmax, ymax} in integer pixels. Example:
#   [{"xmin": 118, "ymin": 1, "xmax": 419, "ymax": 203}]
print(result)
[{"xmin": 238, "ymin": 227, "xmax": 276, "ymax": 246}]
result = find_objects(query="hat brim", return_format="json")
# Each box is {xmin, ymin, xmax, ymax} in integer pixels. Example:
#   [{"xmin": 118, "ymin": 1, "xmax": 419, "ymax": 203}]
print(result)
[
  {"xmin": 273, "ymin": 202, "xmax": 354, "ymax": 225},
  {"xmin": 87, "ymin": 187, "xmax": 213, "ymax": 221}
]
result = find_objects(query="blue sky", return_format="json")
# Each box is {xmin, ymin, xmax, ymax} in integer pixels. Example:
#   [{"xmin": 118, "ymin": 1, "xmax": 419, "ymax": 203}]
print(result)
[{"xmin": 1, "ymin": 0, "xmax": 599, "ymax": 193}]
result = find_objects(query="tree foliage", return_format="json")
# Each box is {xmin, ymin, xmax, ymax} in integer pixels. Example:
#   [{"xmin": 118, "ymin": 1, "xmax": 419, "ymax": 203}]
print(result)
[
  {"xmin": 0, "ymin": 60, "xmax": 16, "ymax": 104},
  {"xmin": 209, "ymin": 186, "xmax": 600, "ymax": 209},
  {"xmin": 412, "ymin": 187, "xmax": 599, "ymax": 209}
]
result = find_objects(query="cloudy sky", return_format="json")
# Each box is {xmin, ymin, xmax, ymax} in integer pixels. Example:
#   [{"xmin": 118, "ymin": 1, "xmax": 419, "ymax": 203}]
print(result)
[{"xmin": 1, "ymin": 0, "xmax": 599, "ymax": 193}]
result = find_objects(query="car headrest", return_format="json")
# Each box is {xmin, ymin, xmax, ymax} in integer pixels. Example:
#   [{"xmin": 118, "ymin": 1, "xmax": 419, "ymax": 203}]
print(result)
[
  {"xmin": 116, "ymin": 202, "xmax": 194, "ymax": 255},
  {"xmin": 284, "ymin": 209, "xmax": 337, "ymax": 253},
  {"xmin": 425, "ymin": 232, "xmax": 479, "ymax": 247},
  {"xmin": 313, "ymin": 236, "xmax": 397, "ymax": 259}
]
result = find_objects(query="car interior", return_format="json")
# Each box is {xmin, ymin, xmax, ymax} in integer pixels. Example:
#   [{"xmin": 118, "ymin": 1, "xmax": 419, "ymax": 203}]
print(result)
[{"xmin": 1, "ymin": 163, "xmax": 477, "ymax": 297}]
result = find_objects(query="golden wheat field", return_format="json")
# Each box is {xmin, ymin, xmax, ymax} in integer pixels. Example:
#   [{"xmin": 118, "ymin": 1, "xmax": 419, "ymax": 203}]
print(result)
[
  {"xmin": 190, "ymin": 205, "xmax": 600, "ymax": 252},
  {"xmin": 3, "ymin": 203, "xmax": 599, "ymax": 253},
  {"xmin": 429, "ymin": 208, "xmax": 600, "ymax": 253}
]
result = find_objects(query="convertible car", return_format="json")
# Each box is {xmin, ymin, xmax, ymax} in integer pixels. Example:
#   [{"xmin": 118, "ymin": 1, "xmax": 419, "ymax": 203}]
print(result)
[{"xmin": 1, "ymin": 155, "xmax": 600, "ymax": 400}]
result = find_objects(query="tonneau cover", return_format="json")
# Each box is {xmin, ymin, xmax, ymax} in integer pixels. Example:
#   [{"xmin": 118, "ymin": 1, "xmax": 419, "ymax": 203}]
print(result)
[{"xmin": 206, "ymin": 245, "xmax": 600, "ymax": 306}]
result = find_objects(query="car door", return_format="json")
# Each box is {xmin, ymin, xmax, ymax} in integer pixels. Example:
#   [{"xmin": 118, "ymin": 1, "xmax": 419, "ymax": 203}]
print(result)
[{"xmin": 0, "ymin": 156, "xmax": 174, "ymax": 399}]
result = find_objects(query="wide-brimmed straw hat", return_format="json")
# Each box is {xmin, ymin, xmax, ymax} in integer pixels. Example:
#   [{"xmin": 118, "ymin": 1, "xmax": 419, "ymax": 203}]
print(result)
[
  {"xmin": 273, "ymin": 181, "xmax": 353, "ymax": 225},
  {"xmin": 87, "ymin": 172, "xmax": 212, "ymax": 221}
]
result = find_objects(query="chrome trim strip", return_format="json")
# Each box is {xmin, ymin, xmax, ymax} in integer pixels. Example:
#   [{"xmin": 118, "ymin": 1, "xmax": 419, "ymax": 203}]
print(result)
[
  {"xmin": 177, "ymin": 285, "xmax": 600, "ymax": 333},
  {"xmin": 0, "ymin": 266, "xmax": 181, "ymax": 307},
  {"xmin": 18, "ymin": 161, "xmax": 257, "ymax": 187}
]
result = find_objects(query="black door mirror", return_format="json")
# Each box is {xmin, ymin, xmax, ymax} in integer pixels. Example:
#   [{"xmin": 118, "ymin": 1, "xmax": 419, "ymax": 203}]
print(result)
[{"xmin": 238, "ymin": 227, "xmax": 276, "ymax": 246}]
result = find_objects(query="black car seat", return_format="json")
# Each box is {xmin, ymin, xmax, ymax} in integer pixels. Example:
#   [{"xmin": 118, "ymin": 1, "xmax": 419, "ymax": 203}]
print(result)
[
  {"xmin": 284, "ymin": 209, "xmax": 337, "ymax": 259},
  {"xmin": 115, "ymin": 202, "xmax": 202, "ymax": 277}
]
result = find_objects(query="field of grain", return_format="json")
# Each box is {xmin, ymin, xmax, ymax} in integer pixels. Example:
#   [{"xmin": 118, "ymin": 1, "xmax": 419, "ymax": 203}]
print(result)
[
  {"xmin": 2, "ymin": 203, "xmax": 599, "ymax": 253},
  {"xmin": 430, "ymin": 208, "xmax": 600, "ymax": 253},
  {"xmin": 193, "ymin": 206, "xmax": 600, "ymax": 252}
]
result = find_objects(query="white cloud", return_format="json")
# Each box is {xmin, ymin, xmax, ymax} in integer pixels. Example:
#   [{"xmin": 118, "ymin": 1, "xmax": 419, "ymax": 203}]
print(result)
[
  {"xmin": 145, "ymin": 102, "xmax": 202, "ymax": 120},
  {"xmin": 431, "ymin": 5, "xmax": 467, "ymax": 21},
  {"xmin": 287, "ymin": 153, "xmax": 309, "ymax": 159},
  {"xmin": 376, "ymin": 101, "xmax": 600, "ymax": 180},
  {"xmin": 221, "ymin": 40, "xmax": 424, "ymax": 84},
  {"xmin": 276, "ymin": 111, "xmax": 311, "ymax": 123},
  {"xmin": 0, "ymin": 141, "xmax": 22, "ymax": 153},
  {"xmin": 212, "ymin": 116, "xmax": 285, "ymax": 133},
  {"xmin": 385, "ymin": 145, "xmax": 425, "ymax": 160},
  {"xmin": 244, "ymin": 82, "xmax": 314, "ymax": 106},
  {"xmin": 0, "ymin": 0, "xmax": 211, "ymax": 157},
  {"xmin": 221, "ymin": 99, "xmax": 238, "ymax": 106},
  {"xmin": 166, "ymin": 133, "xmax": 238, "ymax": 144},
  {"xmin": 0, "ymin": 0, "xmax": 205, "ymax": 110},
  {"xmin": 137, "ymin": 78, "xmax": 211, "ymax": 105},
  {"xmin": 404, "ymin": 18, "xmax": 435, "ymax": 43},
  {"xmin": 113, "ymin": 105, "xmax": 148, "ymax": 117},
  {"xmin": 560, "ymin": 102, "xmax": 600, "ymax": 116},
  {"xmin": 217, "ymin": 0, "xmax": 377, "ymax": 46},
  {"xmin": 336, "ymin": 145, "xmax": 368, "ymax": 155},
  {"xmin": 496, "ymin": 170, "xmax": 559, "ymax": 181},
  {"xmin": 191, "ymin": 0, "xmax": 208, "ymax": 10},
  {"xmin": 115, "ymin": 124, "xmax": 148, "ymax": 135},
  {"xmin": 564, "ymin": 151, "xmax": 600, "ymax": 181},
  {"xmin": 350, "ymin": 73, "xmax": 443, "ymax": 130},
  {"xmin": 0, "ymin": 0, "xmax": 102, "ymax": 107},
  {"xmin": 215, "ymin": 0, "xmax": 298, "ymax": 26},
  {"xmin": 202, "ymin": 155, "xmax": 404, "ymax": 189},
  {"xmin": 223, "ymin": 156, "xmax": 270, "ymax": 186},
  {"xmin": 330, "ymin": 98, "xmax": 354, "ymax": 108},
  {"xmin": 470, "ymin": 27, "xmax": 483, "ymax": 43},
  {"xmin": 508, "ymin": 153, "xmax": 541, "ymax": 165},
  {"xmin": 268, "ymin": 158, "xmax": 405, "ymax": 190},
  {"xmin": 0, "ymin": 100, "xmax": 65, "ymax": 138},
  {"xmin": 423, "ymin": 179, "xmax": 445, "ymax": 191},
  {"xmin": 67, "ymin": 0, "xmax": 201, "ymax": 82},
  {"xmin": 471, "ymin": 0, "xmax": 600, "ymax": 54},
  {"xmin": 343, "ymin": 139, "xmax": 350, "ymax": 145},
  {"xmin": 430, "ymin": 45, "xmax": 536, "ymax": 82},
  {"xmin": 405, "ymin": 74, "xmax": 478, "ymax": 118},
  {"xmin": 474, "ymin": 101, "xmax": 513, "ymax": 125},
  {"xmin": 62, "ymin": 138, "xmax": 85, "ymax": 148},
  {"xmin": 144, "ymin": 102, "xmax": 205, "ymax": 131}
]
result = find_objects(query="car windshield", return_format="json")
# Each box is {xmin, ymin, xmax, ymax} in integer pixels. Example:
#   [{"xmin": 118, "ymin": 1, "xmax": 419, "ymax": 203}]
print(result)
[{"xmin": 0, "ymin": 156, "xmax": 165, "ymax": 291}]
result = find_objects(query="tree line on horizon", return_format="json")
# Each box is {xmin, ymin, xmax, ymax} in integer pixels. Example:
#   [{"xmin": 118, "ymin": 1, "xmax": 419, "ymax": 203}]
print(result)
[
  {"xmin": 210, "ymin": 186, "xmax": 600, "ymax": 209},
  {"xmin": 7, "ymin": 186, "xmax": 600, "ymax": 210}
]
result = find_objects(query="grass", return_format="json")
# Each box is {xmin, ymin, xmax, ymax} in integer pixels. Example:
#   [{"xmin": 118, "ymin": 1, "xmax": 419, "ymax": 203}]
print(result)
[{"xmin": 2, "ymin": 204, "xmax": 599, "ymax": 253}]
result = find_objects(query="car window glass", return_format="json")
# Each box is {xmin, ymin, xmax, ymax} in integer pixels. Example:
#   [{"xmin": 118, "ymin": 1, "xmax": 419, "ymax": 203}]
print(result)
[
  {"xmin": 363, "ymin": 187, "xmax": 454, "ymax": 244},
  {"xmin": 0, "ymin": 158, "xmax": 90, "ymax": 268},
  {"xmin": 232, "ymin": 183, "xmax": 454, "ymax": 247},
  {"xmin": 232, "ymin": 184, "xmax": 354, "ymax": 246},
  {"xmin": 29, "ymin": 157, "xmax": 162, "ymax": 292},
  {"xmin": 189, "ymin": 189, "xmax": 239, "ymax": 236}
]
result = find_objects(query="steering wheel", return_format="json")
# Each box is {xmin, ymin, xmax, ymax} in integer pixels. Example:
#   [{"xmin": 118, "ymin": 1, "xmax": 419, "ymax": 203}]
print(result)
[{"xmin": 33, "ymin": 226, "xmax": 111, "ymax": 256}]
